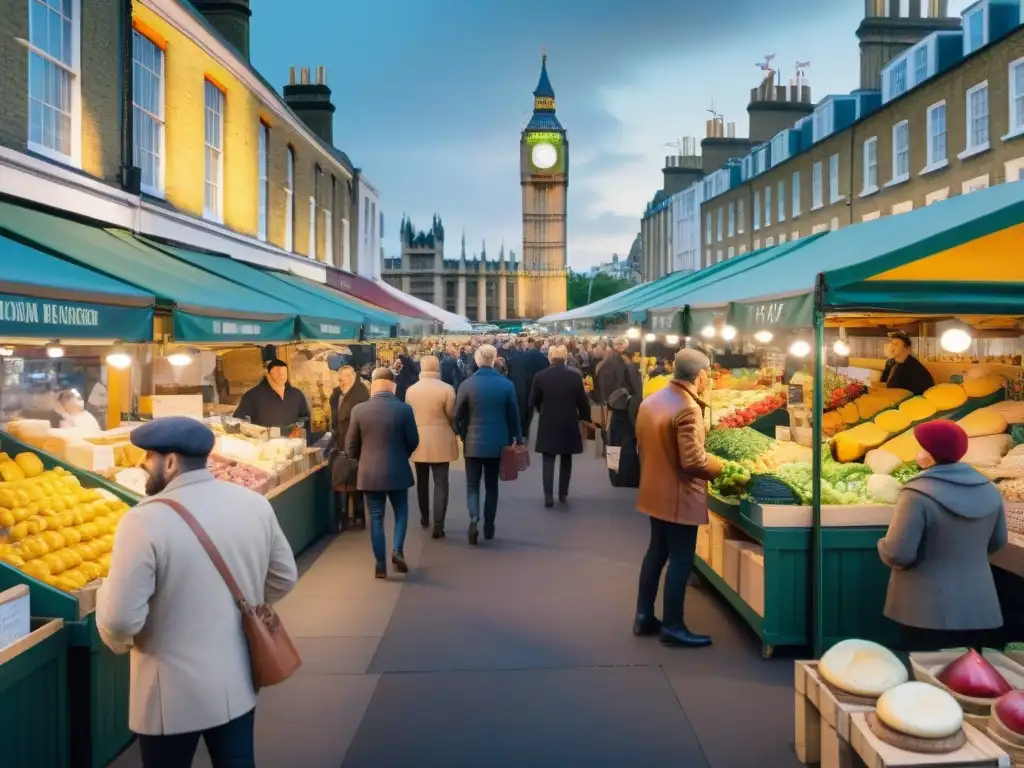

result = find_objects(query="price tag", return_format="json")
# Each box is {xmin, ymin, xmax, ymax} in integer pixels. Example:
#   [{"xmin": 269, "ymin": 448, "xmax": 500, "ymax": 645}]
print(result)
[
  {"xmin": 0, "ymin": 585, "xmax": 30, "ymax": 652},
  {"xmin": 787, "ymin": 383, "xmax": 804, "ymax": 406},
  {"xmin": 151, "ymin": 395, "xmax": 203, "ymax": 420}
]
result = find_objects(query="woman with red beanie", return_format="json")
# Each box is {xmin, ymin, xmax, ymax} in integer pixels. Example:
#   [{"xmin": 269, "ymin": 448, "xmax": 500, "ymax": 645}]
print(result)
[{"xmin": 877, "ymin": 419, "xmax": 1008, "ymax": 650}]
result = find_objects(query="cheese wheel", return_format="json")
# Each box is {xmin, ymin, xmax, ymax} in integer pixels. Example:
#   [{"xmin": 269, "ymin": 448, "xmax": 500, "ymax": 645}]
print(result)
[
  {"xmin": 818, "ymin": 638, "xmax": 908, "ymax": 697},
  {"xmin": 876, "ymin": 681, "xmax": 964, "ymax": 739}
]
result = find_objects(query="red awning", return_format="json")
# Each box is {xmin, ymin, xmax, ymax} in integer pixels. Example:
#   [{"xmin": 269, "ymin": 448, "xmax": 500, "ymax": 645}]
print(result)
[{"xmin": 324, "ymin": 268, "xmax": 433, "ymax": 320}]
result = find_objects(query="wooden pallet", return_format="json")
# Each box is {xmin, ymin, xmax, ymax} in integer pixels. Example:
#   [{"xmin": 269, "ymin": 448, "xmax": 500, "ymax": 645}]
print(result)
[
  {"xmin": 850, "ymin": 714, "xmax": 1009, "ymax": 768},
  {"xmin": 795, "ymin": 660, "xmax": 876, "ymax": 767}
]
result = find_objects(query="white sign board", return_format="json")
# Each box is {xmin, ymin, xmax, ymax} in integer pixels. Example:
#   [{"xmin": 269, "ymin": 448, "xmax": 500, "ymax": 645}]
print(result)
[
  {"xmin": 151, "ymin": 394, "xmax": 204, "ymax": 420},
  {"xmin": 0, "ymin": 585, "xmax": 31, "ymax": 652}
]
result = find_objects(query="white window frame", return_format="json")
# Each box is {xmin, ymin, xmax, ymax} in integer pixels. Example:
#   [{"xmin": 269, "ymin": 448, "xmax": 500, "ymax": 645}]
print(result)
[
  {"xmin": 811, "ymin": 162, "xmax": 823, "ymax": 210},
  {"xmin": 27, "ymin": 0, "xmax": 82, "ymax": 166},
  {"xmin": 888, "ymin": 59, "xmax": 908, "ymax": 102},
  {"xmin": 1006, "ymin": 58, "xmax": 1024, "ymax": 139},
  {"xmin": 961, "ymin": 81, "xmax": 990, "ymax": 159},
  {"xmin": 715, "ymin": 207, "xmax": 723, "ymax": 242},
  {"xmin": 341, "ymin": 217, "xmax": 351, "ymax": 271},
  {"xmin": 777, "ymin": 180, "xmax": 785, "ymax": 222},
  {"xmin": 737, "ymin": 199, "xmax": 745, "ymax": 234},
  {"xmin": 889, "ymin": 120, "xmax": 910, "ymax": 185},
  {"xmin": 704, "ymin": 212, "xmax": 712, "ymax": 243},
  {"xmin": 284, "ymin": 146, "xmax": 295, "ymax": 251},
  {"xmin": 791, "ymin": 172, "xmax": 801, "ymax": 217},
  {"xmin": 131, "ymin": 29, "xmax": 165, "ymax": 197},
  {"xmin": 861, "ymin": 137, "xmax": 878, "ymax": 196},
  {"xmin": 764, "ymin": 185, "xmax": 772, "ymax": 227},
  {"xmin": 828, "ymin": 154, "xmax": 840, "ymax": 204},
  {"xmin": 727, "ymin": 202, "xmax": 735, "ymax": 237},
  {"xmin": 753, "ymin": 190, "xmax": 761, "ymax": 230},
  {"xmin": 963, "ymin": 6, "xmax": 986, "ymax": 56},
  {"xmin": 308, "ymin": 194, "xmax": 317, "ymax": 260},
  {"xmin": 257, "ymin": 121, "xmax": 269, "ymax": 241},
  {"xmin": 923, "ymin": 100, "xmax": 947, "ymax": 172},
  {"xmin": 203, "ymin": 80, "xmax": 225, "ymax": 223},
  {"xmin": 912, "ymin": 45, "xmax": 929, "ymax": 86}
]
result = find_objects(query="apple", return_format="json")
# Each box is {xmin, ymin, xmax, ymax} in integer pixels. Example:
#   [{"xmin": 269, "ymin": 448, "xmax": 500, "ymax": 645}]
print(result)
[
  {"xmin": 937, "ymin": 649, "xmax": 1013, "ymax": 699},
  {"xmin": 994, "ymin": 690, "xmax": 1024, "ymax": 736}
]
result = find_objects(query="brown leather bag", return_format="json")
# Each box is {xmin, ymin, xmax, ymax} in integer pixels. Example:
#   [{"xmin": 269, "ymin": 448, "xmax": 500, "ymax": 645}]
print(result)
[
  {"xmin": 499, "ymin": 445, "xmax": 519, "ymax": 481},
  {"xmin": 157, "ymin": 498, "xmax": 302, "ymax": 691}
]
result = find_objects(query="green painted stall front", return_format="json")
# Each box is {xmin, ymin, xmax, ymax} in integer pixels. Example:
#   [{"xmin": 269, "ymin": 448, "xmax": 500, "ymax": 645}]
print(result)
[
  {"xmin": 0, "ymin": 620, "xmax": 70, "ymax": 768},
  {"xmin": 701, "ymin": 496, "xmax": 898, "ymax": 655},
  {"xmin": 269, "ymin": 466, "xmax": 333, "ymax": 555}
]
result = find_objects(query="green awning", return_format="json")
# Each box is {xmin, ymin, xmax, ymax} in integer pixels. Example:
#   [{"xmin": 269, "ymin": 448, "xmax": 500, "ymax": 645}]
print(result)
[
  {"xmin": 0, "ymin": 202, "xmax": 297, "ymax": 343},
  {"xmin": 0, "ymin": 231, "xmax": 154, "ymax": 341},
  {"xmin": 137, "ymin": 237, "xmax": 364, "ymax": 340},
  {"xmin": 274, "ymin": 274, "xmax": 397, "ymax": 338}
]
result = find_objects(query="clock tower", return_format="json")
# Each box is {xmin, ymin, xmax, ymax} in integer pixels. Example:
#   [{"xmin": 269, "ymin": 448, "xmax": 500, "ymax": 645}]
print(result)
[{"xmin": 521, "ymin": 53, "xmax": 568, "ymax": 319}]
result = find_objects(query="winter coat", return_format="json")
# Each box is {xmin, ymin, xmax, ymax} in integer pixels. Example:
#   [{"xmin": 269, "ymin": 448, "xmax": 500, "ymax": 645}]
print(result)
[
  {"xmin": 454, "ymin": 367, "xmax": 521, "ymax": 459},
  {"xmin": 405, "ymin": 372, "xmax": 459, "ymax": 464},
  {"xmin": 530, "ymin": 362, "xmax": 590, "ymax": 456}
]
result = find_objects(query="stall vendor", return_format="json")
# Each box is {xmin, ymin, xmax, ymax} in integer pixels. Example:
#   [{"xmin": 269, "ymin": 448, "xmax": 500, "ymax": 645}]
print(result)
[
  {"xmin": 880, "ymin": 331, "xmax": 934, "ymax": 396},
  {"xmin": 233, "ymin": 359, "xmax": 311, "ymax": 431},
  {"xmin": 50, "ymin": 389, "xmax": 102, "ymax": 433}
]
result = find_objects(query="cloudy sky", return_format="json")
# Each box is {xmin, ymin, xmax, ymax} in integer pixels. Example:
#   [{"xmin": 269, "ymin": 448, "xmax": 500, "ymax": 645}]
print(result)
[{"xmin": 251, "ymin": 0, "xmax": 973, "ymax": 270}]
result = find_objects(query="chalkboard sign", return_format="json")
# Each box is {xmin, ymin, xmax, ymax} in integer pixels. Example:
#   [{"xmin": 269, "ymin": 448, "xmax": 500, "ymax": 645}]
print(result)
[{"xmin": 788, "ymin": 383, "xmax": 805, "ymax": 406}]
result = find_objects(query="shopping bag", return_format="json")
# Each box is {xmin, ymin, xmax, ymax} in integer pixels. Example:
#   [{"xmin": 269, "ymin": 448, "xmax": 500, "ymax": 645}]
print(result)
[
  {"xmin": 516, "ymin": 443, "xmax": 530, "ymax": 471},
  {"xmin": 499, "ymin": 445, "xmax": 519, "ymax": 481},
  {"xmin": 582, "ymin": 422, "xmax": 596, "ymax": 441},
  {"xmin": 605, "ymin": 445, "xmax": 621, "ymax": 473}
]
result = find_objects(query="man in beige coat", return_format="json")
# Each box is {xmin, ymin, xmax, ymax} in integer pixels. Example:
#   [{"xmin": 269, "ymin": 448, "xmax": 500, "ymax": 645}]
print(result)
[
  {"xmin": 406, "ymin": 355, "xmax": 459, "ymax": 538},
  {"xmin": 634, "ymin": 349, "xmax": 723, "ymax": 649},
  {"xmin": 96, "ymin": 417, "xmax": 298, "ymax": 766}
]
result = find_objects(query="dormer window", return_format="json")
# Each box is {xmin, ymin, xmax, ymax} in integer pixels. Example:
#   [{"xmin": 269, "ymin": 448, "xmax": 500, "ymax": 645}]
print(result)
[
  {"xmin": 964, "ymin": 5, "xmax": 985, "ymax": 55},
  {"xmin": 813, "ymin": 102, "xmax": 835, "ymax": 143}
]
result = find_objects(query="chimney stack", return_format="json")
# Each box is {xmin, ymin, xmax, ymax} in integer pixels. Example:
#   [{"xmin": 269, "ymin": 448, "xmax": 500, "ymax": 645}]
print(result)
[
  {"xmin": 191, "ymin": 0, "xmax": 251, "ymax": 61},
  {"xmin": 283, "ymin": 64, "xmax": 336, "ymax": 146}
]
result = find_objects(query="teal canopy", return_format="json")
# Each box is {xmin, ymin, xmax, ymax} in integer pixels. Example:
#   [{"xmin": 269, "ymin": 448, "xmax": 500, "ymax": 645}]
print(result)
[
  {"xmin": 272, "ymin": 273, "xmax": 397, "ymax": 337},
  {"xmin": 0, "ymin": 231, "xmax": 154, "ymax": 341},
  {"xmin": 0, "ymin": 202, "xmax": 298, "ymax": 343},
  {"xmin": 137, "ymin": 237, "xmax": 366, "ymax": 340}
]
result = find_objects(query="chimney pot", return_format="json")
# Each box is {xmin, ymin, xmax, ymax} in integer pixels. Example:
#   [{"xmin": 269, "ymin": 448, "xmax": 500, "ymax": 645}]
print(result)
[
  {"xmin": 316, "ymin": 65, "xmax": 326, "ymax": 85},
  {"xmin": 289, "ymin": 66, "xmax": 296, "ymax": 85},
  {"xmin": 300, "ymin": 67, "xmax": 310, "ymax": 84}
]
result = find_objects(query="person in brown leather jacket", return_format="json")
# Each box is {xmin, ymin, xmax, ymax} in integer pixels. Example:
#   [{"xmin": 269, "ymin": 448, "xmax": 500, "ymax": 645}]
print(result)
[{"xmin": 633, "ymin": 348, "xmax": 724, "ymax": 648}]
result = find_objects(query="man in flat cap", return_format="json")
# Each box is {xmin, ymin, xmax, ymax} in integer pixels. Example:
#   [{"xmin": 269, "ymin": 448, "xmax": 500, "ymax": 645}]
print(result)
[
  {"xmin": 633, "ymin": 349, "xmax": 723, "ymax": 649},
  {"xmin": 234, "ymin": 358, "xmax": 311, "ymax": 431},
  {"xmin": 96, "ymin": 416, "xmax": 297, "ymax": 764}
]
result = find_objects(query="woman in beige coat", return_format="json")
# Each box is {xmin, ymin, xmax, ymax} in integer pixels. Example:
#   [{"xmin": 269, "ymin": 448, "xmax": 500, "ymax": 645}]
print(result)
[{"xmin": 405, "ymin": 355, "xmax": 460, "ymax": 538}]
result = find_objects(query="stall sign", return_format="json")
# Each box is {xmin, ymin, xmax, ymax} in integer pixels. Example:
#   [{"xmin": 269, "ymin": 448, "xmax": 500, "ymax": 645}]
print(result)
[
  {"xmin": 296, "ymin": 316, "xmax": 360, "ymax": 341},
  {"xmin": 650, "ymin": 311, "xmax": 682, "ymax": 333},
  {"xmin": 173, "ymin": 312, "xmax": 296, "ymax": 343},
  {"xmin": 729, "ymin": 293, "xmax": 814, "ymax": 331},
  {"xmin": 151, "ymin": 394, "xmax": 203, "ymax": 420},
  {"xmin": 0, "ymin": 585, "xmax": 30, "ymax": 652},
  {"xmin": 0, "ymin": 293, "xmax": 153, "ymax": 341}
]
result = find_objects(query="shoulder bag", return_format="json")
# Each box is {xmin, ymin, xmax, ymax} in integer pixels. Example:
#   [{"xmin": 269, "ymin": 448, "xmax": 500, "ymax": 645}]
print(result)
[{"xmin": 157, "ymin": 498, "xmax": 302, "ymax": 691}]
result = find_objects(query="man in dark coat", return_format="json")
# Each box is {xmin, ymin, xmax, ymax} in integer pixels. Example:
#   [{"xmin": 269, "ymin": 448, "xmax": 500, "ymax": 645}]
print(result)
[
  {"xmin": 507, "ymin": 338, "xmax": 549, "ymax": 441},
  {"xmin": 597, "ymin": 338, "xmax": 643, "ymax": 488},
  {"xmin": 394, "ymin": 352, "xmax": 420, "ymax": 402},
  {"xmin": 454, "ymin": 344, "xmax": 522, "ymax": 545},
  {"xmin": 346, "ymin": 368, "xmax": 420, "ymax": 579},
  {"xmin": 438, "ymin": 344, "xmax": 464, "ymax": 391},
  {"xmin": 329, "ymin": 365, "xmax": 370, "ymax": 529},
  {"xmin": 529, "ymin": 345, "xmax": 592, "ymax": 507},
  {"xmin": 881, "ymin": 331, "xmax": 934, "ymax": 396}
]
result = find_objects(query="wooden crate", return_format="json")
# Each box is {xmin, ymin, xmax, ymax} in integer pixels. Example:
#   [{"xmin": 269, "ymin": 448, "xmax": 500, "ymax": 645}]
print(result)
[
  {"xmin": 849, "ymin": 714, "xmax": 1010, "ymax": 768},
  {"xmin": 795, "ymin": 660, "xmax": 875, "ymax": 767}
]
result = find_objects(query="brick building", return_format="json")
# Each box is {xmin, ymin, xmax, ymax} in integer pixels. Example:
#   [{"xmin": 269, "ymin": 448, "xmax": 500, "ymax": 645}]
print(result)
[
  {"xmin": 0, "ymin": 0, "xmax": 383, "ymax": 281},
  {"xmin": 702, "ymin": 0, "xmax": 1024, "ymax": 265}
]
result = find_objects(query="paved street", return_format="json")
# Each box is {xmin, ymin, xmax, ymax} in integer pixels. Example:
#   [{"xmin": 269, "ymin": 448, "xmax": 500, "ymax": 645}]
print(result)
[{"xmin": 112, "ymin": 448, "xmax": 800, "ymax": 767}]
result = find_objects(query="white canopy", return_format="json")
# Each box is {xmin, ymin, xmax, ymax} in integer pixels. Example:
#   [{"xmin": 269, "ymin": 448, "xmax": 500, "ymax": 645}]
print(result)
[{"xmin": 373, "ymin": 279, "xmax": 474, "ymax": 332}]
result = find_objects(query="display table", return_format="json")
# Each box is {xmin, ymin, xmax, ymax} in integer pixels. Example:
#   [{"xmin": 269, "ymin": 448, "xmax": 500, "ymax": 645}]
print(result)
[{"xmin": 266, "ymin": 461, "xmax": 332, "ymax": 555}]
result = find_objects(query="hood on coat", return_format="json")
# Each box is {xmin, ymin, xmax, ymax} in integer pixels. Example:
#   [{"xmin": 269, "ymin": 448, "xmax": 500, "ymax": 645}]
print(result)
[{"xmin": 903, "ymin": 462, "xmax": 1003, "ymax": 519}]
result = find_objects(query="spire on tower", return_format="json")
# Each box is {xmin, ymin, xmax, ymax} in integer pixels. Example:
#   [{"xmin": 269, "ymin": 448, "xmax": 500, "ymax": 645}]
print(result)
[{"xmin": 533, "ymin": 51, "xmax": 555, "ymax": 110}]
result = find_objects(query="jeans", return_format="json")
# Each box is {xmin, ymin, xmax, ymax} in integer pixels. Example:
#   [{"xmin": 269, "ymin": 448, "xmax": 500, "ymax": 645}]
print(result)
[
  {"xmin": 636, "ymin": 517, "xmax": 698, "ymax": 630},
  {"xmin": 365, "ymin": 490, "xmax": 409, "ymax": 566},
  {"xmin": 138, "ymin": 708, "xmax": 255, "ymax": 768},
  {"xmin": 415, "ymin": 462, "xmax": 450, "ymax": 525},
  {"xmin": 465, "ymin": 457, "xmax": 500, "ymax": 527},
  {"xmin": 542, "ymin": 453, "xmax": 573, "ymax": 498}
]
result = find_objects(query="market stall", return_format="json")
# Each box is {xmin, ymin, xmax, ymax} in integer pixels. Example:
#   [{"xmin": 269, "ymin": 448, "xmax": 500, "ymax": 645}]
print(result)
[{"xmin": 647, "ymin": 180, "xmax": 1024, "ymax": 658}]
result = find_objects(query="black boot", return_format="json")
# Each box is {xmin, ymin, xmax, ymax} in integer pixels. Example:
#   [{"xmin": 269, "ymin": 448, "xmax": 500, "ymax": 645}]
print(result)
[
  {"xmin": 483, "ymin": 521, "xmax": 495, "ymax": 540},
  {"xmin": 432, "ymin": 522, "xmax": 445, "ymax": 539},
  {"xmin": 544, "ymin": 494, "xmax": 554, "ymax": 508},
  {"xmin": 660, "ymin": 625, "xmax": 712, "ymax": 648},
  {"xmin": 632, "ymin": 615, "xmax": 663, "ymax": 637},
  {"xmin": 558, "ymin": 494, "xmax": 568, "ymax": 504},
  {"xmin": 420, "ymin": 514, "xmax": 429, "ymax": 529},
  {"xmin": 391, "ymin": 552, "xmax": 409, "ymax": 574},
  {"xmin": 468, "ymin": 522, "xmax": 479, "ymax": 546}
]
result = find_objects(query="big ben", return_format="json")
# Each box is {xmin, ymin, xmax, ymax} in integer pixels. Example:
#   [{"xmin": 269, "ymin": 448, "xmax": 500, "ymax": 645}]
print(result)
[{"xmin": 521, "ymin": 52, "xmax": 568, "ymax": 319}]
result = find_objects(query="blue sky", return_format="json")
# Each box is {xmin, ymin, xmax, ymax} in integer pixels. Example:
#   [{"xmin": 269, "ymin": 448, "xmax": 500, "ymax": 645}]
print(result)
[{"xmin": 251, "ymin": 0, "xmax": 972, "ymax": 270}]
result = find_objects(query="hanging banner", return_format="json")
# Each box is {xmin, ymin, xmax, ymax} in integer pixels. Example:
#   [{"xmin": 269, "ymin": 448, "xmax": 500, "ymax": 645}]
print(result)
[
  {"xmin": 649, "ymin": 311, "xmax": 683, "ymax": 334},
  {"xmin": 296, "ymin": 316, "xmax": 361, "ymax": 341},
  {"xmin": 173, "ymin": 312, "xmax": 296, "ymax": 343},
  {"xmin": 728, "ymin": 293, "xmax": 815, "ymax": 332},
  {"xmin": 0, "ymin": 293, "xmax": 153, "ymax": 341}
]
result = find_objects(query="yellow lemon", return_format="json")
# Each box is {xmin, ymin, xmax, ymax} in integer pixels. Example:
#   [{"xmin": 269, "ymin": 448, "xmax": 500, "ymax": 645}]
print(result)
[
  {"xmin": 79, "ymin": 561, "xmax": 102, "ymax": 582},
  {"xmin": 42, "ymin": 530, "xmax": 65, "ymax": 550},
  {"xmin": 55, "ymin": 575, "xmax": 79, "ymax": 592},
  {"xmin": 26, "ymin": 514, "xmax": 48, "ymax": 532},
  {"xmin": 59, "ymin": 526, "xmax": 82, "ymax": 545},
  {"xmin": 0, "ymin": 509, "xmax": 15, "ymax": 528},
  {"xmin": 62, "ymin": 476, "xmax": 81, "ymax": 489},
  {"xmin": 40, "ymin": 481, "xmax": 57, "ymax": 496},
  {"xmin": 74, "ymin": 542, "xmax": 97, "ymax": 561},
  {"xmin": 21, "ymin": 537, "xmax": 49, "ymax": 559},
  {"xmin": 63, "ymin": 569, "xmax": 87, "ymax": 589},
  {"xmin": 80, "ymin": 505, "xmax": 97, "ymax": 523},
  {"xmin": 74, "ymin": 488, "xmax": 91, "ymax": 503},
  {"xmin": 8, "ymin": 522, "xmax": 29, "ymax": 542},
  {"xmin": 60, "ymin": 548, "xmax": 82, "ymax": 568},
  {"xmin": 50, "ymin": 497, "xmax": 67, "ymax": 512},
  {"xmin": 14, "ymin": 490, "xmax": 29, "ymax": 506},
  {"xmin": 23, "ymin": 486, "xmax": 43, "ymax": 502},
  {"xmin": 0, "ymin": 551, "xmax": 25, "ymax": 567},
  {"xmin": 41, "ymin": 552, "xmax": 66, "ymax": 575},
  {"xmin": 21, "ymin": 559, "xmax": 51, "ymax": 581},
  {"xmin": 11, "ymin": 507, "xmax": 29, "ymax": 523}
]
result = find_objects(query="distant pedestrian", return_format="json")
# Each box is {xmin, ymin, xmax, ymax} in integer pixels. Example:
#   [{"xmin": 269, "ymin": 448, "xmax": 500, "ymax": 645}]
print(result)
[
  {"xmin": 346, "ymin": 368, "xmax": 420, "ymax": 579},
  {"xmin": 329, "ymin": 365, "xmax": 369, "ymax": 529},
  {"xmin": 507, "ymin": 338, "xmax": 548, "ymax": 442},
  {"xmin": 405, "ymin": 356, "xmax": 459, "ymax": 539},
  {"xmin": 454, "ymin": 344, "xmax": 522, "ymax": 545}
]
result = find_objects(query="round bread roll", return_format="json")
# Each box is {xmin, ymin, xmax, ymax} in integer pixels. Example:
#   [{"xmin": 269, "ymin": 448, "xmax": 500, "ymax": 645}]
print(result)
[
  {"xmin": 819, "ymin": 639, "xmax": 908, "ymax": 697},
  {"xmin": 876, "ymin": 682, "xmax": 964, "ymax": 739}
]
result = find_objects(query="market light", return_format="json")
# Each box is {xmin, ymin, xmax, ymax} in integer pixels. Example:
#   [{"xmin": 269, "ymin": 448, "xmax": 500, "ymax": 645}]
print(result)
[
  {"xmin": 720, "ymin": 325, "xmax": 737, "ymax": 341},
  {"xmin": 665, "ymin": 334, "xmax": 680, "ymax": 346},
  {"xmin": 754, "ymin": 330, "xmax": 774, "ymax": 344},
  {"xmin": 167, "ymin": 352, "xmax": 194, "ymax": 367},
  {"xmin": 106, "ymin": 351, "xmax": 131, "ymax": 370},
  {"xmin": 700, "ymin": 325, "xmax": 716, "ymax": 339},
  {"xmin": 626, "ymin": 327, "xmax": 641, "ymax": 340},
  {"xmin": 645, "ymin": 333, "xmax": 656, "ymax": 342},
  {"xmin": 789, "ymin": 340, "xmax": 811, "ymax": 358},
  {"xmin": 940, "ymin": 327, "xmax": 973, "ymax": 353},
  {"xmin": 833, "ymin": 339, "xmax": 850, "ymax": 356},
  {"xmin": 0, "ymin": 347, "xmax": 13, "ymax": 357},
  {"xmin": 46, "ymin": 345, "xmax": 64, "ymax": 359}
]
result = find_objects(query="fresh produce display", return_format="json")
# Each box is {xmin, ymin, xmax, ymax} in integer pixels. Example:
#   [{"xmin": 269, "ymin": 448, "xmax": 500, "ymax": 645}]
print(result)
[
  {"xmin": 207, "ymin": 454, "xmax": 270, "ymax": 492},
  {"xmin": 891, "ymin": 461, "xmax": 921, "ymax": 484},
  {"xmin": 993, "ymin": 690, "xmax": 1024, "ymax": 736},
  {"xmin": 818, "ymin": 638, "xmax": 909, "ymax": 697},
  {"xmin": 824, "ymin": 374, "xmax": 867, "ymax": 412},
  {"xmin": 704, "ymin": 427, "xmax": 774, "ymax": 463},
  {"xmin": 0, "ymin": 458, "xmax": 128, "ymax": 592},
  {"xmin": 876, "ymin": 681, "xmax": 964, "ymax": 740},
  {"xmin": 711, "ymin": 390, "xmax": 786, "ymax": 428},
  {"xmin": 710, "ymin": 460, "xmax": 751, "ymax": 497},
  {"xmin": 924, "ymin": 382, "xmax": 969, "ymax": 411},
  {"xmin": 711, "ymin": 366, "xmax": 762, "ymax": 390},
  {"xmin": 937, "ymin": 649, "xmax": 1013, "ymax": 698},
  {"xmin": 963, "ymin": 374, "xmax": 1007, "ymax": 398}
]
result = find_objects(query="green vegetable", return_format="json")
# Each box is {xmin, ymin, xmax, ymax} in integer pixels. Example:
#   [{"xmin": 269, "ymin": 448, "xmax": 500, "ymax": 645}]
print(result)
[
  {"xmin": 746, "ymin": 474, "xmax": 801, "ymax": 505},
  {"xmin": 711, "ymin": 459, "xmax": 752, "ymax": 497},
  {"xmin": 891, "ymin": 461, "xmax": 921, "ymax": 484},
  {"xmin": 705, "ymin": 427, "xmax": 774, "ymax": 463}
]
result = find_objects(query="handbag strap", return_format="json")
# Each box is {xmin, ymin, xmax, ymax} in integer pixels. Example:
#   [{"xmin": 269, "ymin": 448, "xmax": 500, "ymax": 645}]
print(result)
[{"xmin": 144, "ymin": 497, "xmax": 247, "ymax": 605}]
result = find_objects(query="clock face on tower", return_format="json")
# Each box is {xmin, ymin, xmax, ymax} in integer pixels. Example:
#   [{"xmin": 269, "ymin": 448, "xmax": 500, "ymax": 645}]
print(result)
[{"xmin": 531, "ymin": 142, "xmax": 557, "ymax": 170}]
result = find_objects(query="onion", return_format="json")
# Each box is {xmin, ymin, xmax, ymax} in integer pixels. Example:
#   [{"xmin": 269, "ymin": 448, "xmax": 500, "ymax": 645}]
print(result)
[
  {"xmin": 995, "ymin": 690, "xmax": 1024, "ymax": 735},
  {"xmin": 937, "ymin": 649, "xmax": 1013, "ymax": 698}
]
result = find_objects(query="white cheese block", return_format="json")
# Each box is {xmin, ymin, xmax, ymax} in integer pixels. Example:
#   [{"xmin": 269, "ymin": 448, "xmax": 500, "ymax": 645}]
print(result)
[
  {"xmin": 818, "ymin": 638, "xmax": 908, "ymax": 697},
  {"xmin": 876, "ymin": 681, "xmax": 964, "ymax": 739}
]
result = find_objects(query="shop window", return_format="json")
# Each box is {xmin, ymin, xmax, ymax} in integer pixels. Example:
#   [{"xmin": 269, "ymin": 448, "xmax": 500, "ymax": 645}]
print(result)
[
  {"xmin": 28, "ymin": 0, "xmax": 81, "ymax": 165},
  {"xmin": 925, "ymin": 101, "xmax": 947, "ymax": 170},
  {"xmin": 962, "ymin": 81, "xmax": 989, "ymax": 157},
  {"xmin": 132, "ymin": 30, "xmax": 164, "ymax": 196},
  {"xmin": 203, "ymin": 80, "xmax": 225, "ymax": 222}
]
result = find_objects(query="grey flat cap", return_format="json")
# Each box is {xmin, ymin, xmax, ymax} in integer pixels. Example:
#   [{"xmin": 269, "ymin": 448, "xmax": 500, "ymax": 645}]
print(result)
[
  {"xmin": 674, "ymin": 348, "xmax": 712, "ymax": 381},
  {"xmin": 130, "ymin": 416, "xmax": 215, "ymax": 457}
]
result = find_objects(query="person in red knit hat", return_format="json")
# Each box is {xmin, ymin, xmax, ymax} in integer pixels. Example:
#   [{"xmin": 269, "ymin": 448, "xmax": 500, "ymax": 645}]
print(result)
[{"xmin": 877, "ymin": 418, "xmax": 1008, "ymax": 650}]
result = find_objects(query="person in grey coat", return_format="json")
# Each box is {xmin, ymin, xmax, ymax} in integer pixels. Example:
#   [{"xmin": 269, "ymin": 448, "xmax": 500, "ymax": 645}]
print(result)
[
  {"xmin": 346, "ymin": 368, "xmax": 420, "ymax": 579},
  {"xmin": 454, "ymin": 344, "xmax": 522, "ymax": 545},
  {"xmin": 878, "ymin": 419, "xmax": 1008, "ymax": 650}
]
